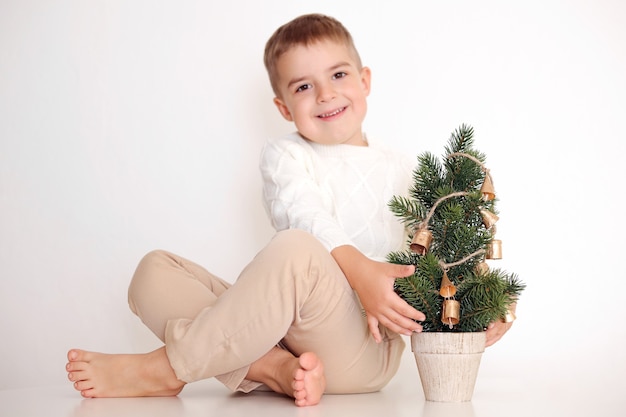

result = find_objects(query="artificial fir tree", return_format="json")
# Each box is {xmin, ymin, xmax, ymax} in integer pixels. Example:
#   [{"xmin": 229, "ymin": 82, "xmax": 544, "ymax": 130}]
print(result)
[{"xmin": 388, "ymin": 124, "xmax": 525, "ymax": 333}]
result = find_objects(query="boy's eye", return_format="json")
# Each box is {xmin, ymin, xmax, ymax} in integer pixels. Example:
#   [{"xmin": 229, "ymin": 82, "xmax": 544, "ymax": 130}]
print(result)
[
  {"xmin": 296, "ymin": 84, "xmax": 311, "ymax": 93},
  {"xmin": 332, "ymin": 72, "xmax": 347, "ymax": 80}
]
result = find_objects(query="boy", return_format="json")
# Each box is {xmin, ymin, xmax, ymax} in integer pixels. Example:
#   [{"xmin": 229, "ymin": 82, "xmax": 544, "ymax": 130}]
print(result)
[{"xmin": 66, "ymin": 13, "xmax": 512, "ymax": 407}]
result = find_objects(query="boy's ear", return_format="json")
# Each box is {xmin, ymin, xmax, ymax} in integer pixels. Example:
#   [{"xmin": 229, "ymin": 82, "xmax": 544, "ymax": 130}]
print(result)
[
  {"xmin": 273, "ymin": 97, "xmax": 294, "ymax": 121},
  {"xmin": 360, "ymin": 66, "xmax": 372, "ymax": 96}
]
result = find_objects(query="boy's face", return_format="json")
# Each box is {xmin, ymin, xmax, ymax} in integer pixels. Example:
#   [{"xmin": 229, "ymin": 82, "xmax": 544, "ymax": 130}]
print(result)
[{"xmin": 272, "ymin": 40, "xmax": 371, "ymax": 146}]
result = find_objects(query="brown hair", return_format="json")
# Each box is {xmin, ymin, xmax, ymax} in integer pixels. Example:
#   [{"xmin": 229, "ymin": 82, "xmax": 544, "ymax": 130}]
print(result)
[{"xmin": 264, "ymin": 13, "xmax": 362, "ymax": 96}]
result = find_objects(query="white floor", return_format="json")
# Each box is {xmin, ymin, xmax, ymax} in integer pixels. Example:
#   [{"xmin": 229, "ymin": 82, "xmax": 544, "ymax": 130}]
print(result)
[{"xmin": 1, "ymin": 348, "xmax": 623, "ymax": 417}]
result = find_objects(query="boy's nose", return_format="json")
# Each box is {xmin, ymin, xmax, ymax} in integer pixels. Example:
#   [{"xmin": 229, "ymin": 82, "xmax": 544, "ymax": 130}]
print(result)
[{"xmin": 316, "ymin": 84, "xmax": 336, "ymax": 103}]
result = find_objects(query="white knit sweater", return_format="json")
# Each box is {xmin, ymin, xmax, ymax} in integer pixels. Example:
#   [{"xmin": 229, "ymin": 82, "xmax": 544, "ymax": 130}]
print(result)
[{"xmin": 259, "ymin": 132, "xmax": 414, "ymax": 261}]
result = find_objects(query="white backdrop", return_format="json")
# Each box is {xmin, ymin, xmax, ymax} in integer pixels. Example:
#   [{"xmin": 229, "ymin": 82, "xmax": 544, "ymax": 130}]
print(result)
[{"xmin": 1, "ymin": 0, "xmax": 625, "ymax": 391}]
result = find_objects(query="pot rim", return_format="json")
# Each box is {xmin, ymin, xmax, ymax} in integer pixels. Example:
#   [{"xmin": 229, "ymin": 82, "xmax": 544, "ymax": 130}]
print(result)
[{"xmin": 411, "ymin": 331, "xmax": 486, "ymax": 354}]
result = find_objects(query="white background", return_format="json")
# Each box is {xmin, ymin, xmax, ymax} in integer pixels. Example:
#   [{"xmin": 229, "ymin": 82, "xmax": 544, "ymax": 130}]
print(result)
[{"xmin": 1, "ymin": 0, "xmax": 625, "ymax": 392}]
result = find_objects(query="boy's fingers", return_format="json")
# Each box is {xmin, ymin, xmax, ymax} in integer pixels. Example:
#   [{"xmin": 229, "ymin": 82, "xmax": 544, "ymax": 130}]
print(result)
[
  {"xmin": 394, "ymin": 296, "xmax": 426, "ymax": 322},
  {"xmin": 380, "ymin": 307, "xmax": 423, "ymax": 336},
  {"xmin": 367, "ymin": 315, "xmax": 382, "ymax": 343},
  {"xmin": 485, "ymin": 321, "xmax": 513, "ymax": 347},
  {"xmin": 391, "ymin": 263, "xmax": 415, "ymax": 278}
]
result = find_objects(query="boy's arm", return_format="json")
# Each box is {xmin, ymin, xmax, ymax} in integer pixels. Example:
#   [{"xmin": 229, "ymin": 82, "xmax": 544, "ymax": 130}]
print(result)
[{"xmin": 331, "ymin": 245, "xmax": 425, "ymax": 343}]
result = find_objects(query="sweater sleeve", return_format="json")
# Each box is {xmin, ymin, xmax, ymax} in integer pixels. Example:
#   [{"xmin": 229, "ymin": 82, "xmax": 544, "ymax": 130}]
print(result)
[{"xmin": 259, "ymin": 134, "xmax": 354, "ymax": 252}]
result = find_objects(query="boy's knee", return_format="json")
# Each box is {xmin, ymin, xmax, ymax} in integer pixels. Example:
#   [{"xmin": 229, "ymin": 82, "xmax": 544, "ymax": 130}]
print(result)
[
  {"xmin": 272, "ymin": 229, "xmax": 327, "ymax": 255},
  {"xmin": 142, "ymin": 248, "xmax": 171, "ymax": 260},
  {"xmin": 128, "ymin": 249, "xmax": 171, "ymax": 310},
  {"xmin": 132, "ymin": 249, "xmax": 170, "ymax": 282}
]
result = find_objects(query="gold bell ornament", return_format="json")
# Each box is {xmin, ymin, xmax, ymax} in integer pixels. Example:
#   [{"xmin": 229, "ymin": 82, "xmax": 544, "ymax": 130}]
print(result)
[
  {"xmin": 480, "ymin": 209, "xmax": 499, "ymax": 229},
  {"xmin": 486, "ymin": 239, "xmax": 503, "ymax": 259},
  {"xmin": 480, "ymin": 173, "xmax": 496, "ymax": 201},
  {"xmin": 410, "ymin": 228, "xmax": 433, "ymax": 255},
  {"xmin": 501, "ymin": 308, "xmax": 517, "ymax": 323},
  {"xmin": 441, "ymin": 299, "xmax": 460, "ymax": 328},
  {"xmin": 474, "ymin": 261, "xmax": 489, "ymax": 274},
  {"xmin": 439, "ymin": 270, "xmax": 457, "ymax": 298}
]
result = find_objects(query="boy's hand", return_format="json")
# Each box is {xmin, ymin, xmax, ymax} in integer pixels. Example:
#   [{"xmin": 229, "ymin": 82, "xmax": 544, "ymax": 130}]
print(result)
[
  {"xmin": 361, "ymin": 261, "xmax": 426, "ymax": 343},
  {"xmin": 331, "ymin": 245, "xmax": 426, "ymax": 343},
  {"xmin": 485, "ymin": 321, "xmax": 513, "ymax": 346},
  {"xmin": 485, "ymin": 303, "xmax": 517, "ymax": 347}
]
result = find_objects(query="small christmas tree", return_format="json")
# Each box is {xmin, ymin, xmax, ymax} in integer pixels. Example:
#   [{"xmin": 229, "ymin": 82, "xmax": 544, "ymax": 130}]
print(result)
[{"xmin": 388, "ymin": 124, "xmax": 525, "ymax": 332}]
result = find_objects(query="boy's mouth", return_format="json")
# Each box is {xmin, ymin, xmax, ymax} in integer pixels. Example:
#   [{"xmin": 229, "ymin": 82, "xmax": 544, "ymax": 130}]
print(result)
[{"xmin": 317, "ymin": 107, "xmax": 346, "ymax": 119}]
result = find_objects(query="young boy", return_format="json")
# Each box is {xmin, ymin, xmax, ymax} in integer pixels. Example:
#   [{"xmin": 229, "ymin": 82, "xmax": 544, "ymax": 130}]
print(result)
[{"xmin": 66, "ymin": 13, "xmax": 512, "ymax": 407}]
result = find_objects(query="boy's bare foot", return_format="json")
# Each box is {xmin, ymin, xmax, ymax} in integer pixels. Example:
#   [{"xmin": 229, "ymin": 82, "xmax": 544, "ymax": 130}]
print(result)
[
  {"xmin": 247, "ymin": 347, "xmax": 326, "ymax": 407},
  {"xmin": 66, "ymin": 347, "xmax": 185, "ymax": 398},
  {"xmin": 292, "ymin": 352, "xmax": 326, "ymax": 407}
]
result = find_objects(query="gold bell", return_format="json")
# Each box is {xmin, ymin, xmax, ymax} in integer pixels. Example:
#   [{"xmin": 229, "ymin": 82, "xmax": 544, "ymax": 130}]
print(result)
[
  {"xmin": 410, "ymin": 228, "xmax": 433, "ymax": 255},
  {"xmin": 474, "ymin": 261, "xmax": 489, "ymax": 274},
  {"xmin": 480, "ymin": 209, "xmax": 499, "ymax": 229},
  {"xmin": 439, "ymin": 271, "xmax": 457, "ymax": 298},
  {"xmin": 501, "ymin": 309, "xmax": 516, "ymax": 323},
  {"xmin": 486, "ymin": 239, "xmax": 502, "ymax": 259},
  {"xmin": 480, "ymin": 174, "xmax": 496, "ymax": 201},
  {"xmin": 441, "ymin": 299, "xmax": 460, "ymax": 327}
]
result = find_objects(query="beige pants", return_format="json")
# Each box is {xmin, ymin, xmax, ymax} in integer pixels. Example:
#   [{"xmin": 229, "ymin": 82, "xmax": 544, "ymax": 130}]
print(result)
[{"xmin": 127, "ymin": 229, "xmax": 405, "ymax": 394}]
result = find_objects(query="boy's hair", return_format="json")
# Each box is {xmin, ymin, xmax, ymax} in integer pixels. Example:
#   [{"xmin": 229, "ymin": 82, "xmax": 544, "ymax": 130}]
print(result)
[{"xmin": 264, "ymin": 13, "xmax": 362, "ymax": 96}]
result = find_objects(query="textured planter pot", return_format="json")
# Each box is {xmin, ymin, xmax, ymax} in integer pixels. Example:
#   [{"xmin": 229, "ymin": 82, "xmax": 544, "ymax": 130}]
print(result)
[{"xmin": 411, "ymin": 332, "xmax": 486, "ymax": 402}]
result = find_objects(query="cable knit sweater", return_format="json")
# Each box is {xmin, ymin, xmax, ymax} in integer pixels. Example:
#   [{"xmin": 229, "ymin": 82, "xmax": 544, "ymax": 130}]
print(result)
[{"xmin": 260, "ymin": 132, "xmax": 414, "ymax": 262}]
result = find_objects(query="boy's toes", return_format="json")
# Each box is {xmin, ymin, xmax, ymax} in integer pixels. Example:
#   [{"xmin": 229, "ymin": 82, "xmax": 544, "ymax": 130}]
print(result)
[
  {"xmin": 68, "ymin": 370, "xmax": 87, "ymax": 382},
  {"xmin": 73, "ymin": 379, "xmax": 94, "ymax": 392},
  {"xmin": 66, "ymin": 361, "xmax": 83, "ymax": 372},
  {"xmin": 68, "ymin": 349, "xmax": 90, "ymax": 362},
  {"xmin": 293, "ymin": 379, "xmax": 305, "ymax": 391},
  {"xmin": 80, "ymin": 388, "xmax": 96, "ymax": 398}
]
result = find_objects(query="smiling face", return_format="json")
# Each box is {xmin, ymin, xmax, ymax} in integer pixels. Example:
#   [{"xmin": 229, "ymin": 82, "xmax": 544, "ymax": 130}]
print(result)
[{"xmin": 272, "ymin": 39, "xmax": 371, "ymax": 146}]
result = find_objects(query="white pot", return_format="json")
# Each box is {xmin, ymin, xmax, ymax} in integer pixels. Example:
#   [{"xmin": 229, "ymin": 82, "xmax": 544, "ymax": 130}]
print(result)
[{"xmin": 411, "ymin": 332, "xmax": 486, "ymax": 402}]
